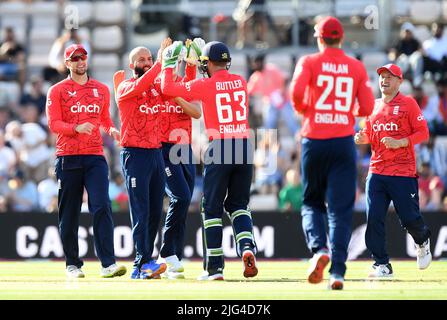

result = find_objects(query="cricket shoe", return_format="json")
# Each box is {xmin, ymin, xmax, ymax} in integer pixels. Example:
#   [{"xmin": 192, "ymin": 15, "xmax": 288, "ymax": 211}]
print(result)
[
  {"xmin": 130, "ymin": 267, "xmax": 140, "ymax": 279},
  {"xmin": 416, "ymin": 239, "xmax": 432, "ymax": 270},
  {"xmin": 197, "ymin": 269, "xmax": 224, "ymax": 281},
  {"xmin": 328, "ymin": 274, "xmax": 344, "ymax": 290},
  {"xmin": 307, "ymin": 249, "xmax": 330, "ymax": 284},
  {"xmin": 165, "ymin": 255, "xmax": 185, "ymax": 273},
  {"xmin": 242, "ymin": 250, "xmax": 258, "ymax": 278},
  {"xmin": 101, "ymin": 263, "xmax": 127, "ymax": 278},
  {"xmin": 66, "ymin": 265, "xmax": 85, "ymax": 279},
  {"xmin": 159, "ymin": 255, "xmax": 185, "ymax": 279},
  {"xmin": 140, "ymin": 260, "xmax": 167, "ymax": 279},
  {"xmin": 368, "ymin": 263, "xmax": 393, "ymax": 279}
]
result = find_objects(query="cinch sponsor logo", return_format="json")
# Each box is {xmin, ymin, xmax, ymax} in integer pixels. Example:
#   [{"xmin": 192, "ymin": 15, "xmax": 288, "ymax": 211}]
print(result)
[
  {"xmin": 164, "ymin": 104, "xmax": 183, "ymax": 114},
  {"xmin": 70, "ymin": 102, "xmax": 100, "ymax": 113},
  {"xmin": 139, "ymin": 104, "xmax": 161, "ymax": 114},
  {"xmin": 372, "ymin": 120, "xmax": 398, "ymax": 132}
]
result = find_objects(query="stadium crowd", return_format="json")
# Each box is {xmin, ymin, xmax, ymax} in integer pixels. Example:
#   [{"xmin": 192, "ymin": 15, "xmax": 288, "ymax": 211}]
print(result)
[{"xmin": 1, "ymin": 1, "xmax": 447, "ymax": 214}]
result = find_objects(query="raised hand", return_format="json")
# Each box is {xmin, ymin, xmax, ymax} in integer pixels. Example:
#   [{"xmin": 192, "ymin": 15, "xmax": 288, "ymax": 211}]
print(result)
[
  {"xmin": 185, "ymin": 37, "xmax": 206, "ymax": 66},
  {"xmin": 162, "ymin": 41, "xmax": 185, "ymax": 70}
]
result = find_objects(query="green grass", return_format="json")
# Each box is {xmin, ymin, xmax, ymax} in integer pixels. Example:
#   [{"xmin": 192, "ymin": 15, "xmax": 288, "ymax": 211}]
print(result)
[{"xmin": 0, "ymin": 260, "xmax": 446, "ymax": 300}]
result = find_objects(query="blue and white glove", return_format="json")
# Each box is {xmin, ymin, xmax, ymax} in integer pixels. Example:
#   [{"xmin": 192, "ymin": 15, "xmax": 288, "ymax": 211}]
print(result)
[
  {"xmin": 162, "ymin": 41, "xmax": 185, "ymax": 70},
  {"xmin": 185, "ymin": 37, "xmax": 206, "ymax": 65}
]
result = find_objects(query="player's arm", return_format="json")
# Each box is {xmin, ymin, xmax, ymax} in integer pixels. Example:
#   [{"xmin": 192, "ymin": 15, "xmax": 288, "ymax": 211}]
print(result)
[
  {"xmin": 161, "ymin": 68, "xmax": 204, "ymax": 101},
  {"xmin": 174, "ymin": 97, "xmax": 201, "ymax": 119},
  {"xmin": 407, "ymin": 98, "xmax": 429, "ymax": 145},
  {"xmin": 116, "ymin": 62, "xmax": 161, "ymax": 102},
  {"xmin": 46, "ymin": 86, "xmax": 78, "ymax": 136},
  {"xmin": 354, "ymin": 118, "xmax": 371, "ymax": 144},
  {"xmin": 113, "ymin": 70, "xmax": 125, "ymax": 103},
  {"xmin": 99, "ymin": 86, "xmax": 120, "ymax": 142},
  {"xmin": 289, "ymin": 56, "xmax": 311, "ymax": 113},
  {"xmin": 355, "ymin": 65, "xmax": 375, "ymax": 117}
]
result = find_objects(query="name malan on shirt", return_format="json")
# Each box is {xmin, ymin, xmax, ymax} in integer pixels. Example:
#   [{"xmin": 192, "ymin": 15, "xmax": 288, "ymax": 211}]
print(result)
[{"xmin": 322, "ymin": 62, "xmax": 349, "ymax": 74}]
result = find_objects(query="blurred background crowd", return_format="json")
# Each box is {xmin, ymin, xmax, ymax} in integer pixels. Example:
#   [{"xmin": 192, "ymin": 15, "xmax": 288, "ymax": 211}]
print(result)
[{"xmin": 1, "ymin": 0, "xmax": 447, "ymax": 214}]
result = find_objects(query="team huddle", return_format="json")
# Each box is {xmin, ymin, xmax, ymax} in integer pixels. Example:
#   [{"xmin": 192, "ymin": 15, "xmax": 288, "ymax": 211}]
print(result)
[{"xmin": 45, "ymin": 16, "xmax": 432, "ymax": 290}]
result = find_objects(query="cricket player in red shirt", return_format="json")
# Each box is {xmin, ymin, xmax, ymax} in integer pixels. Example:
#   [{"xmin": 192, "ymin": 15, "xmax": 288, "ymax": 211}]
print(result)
[
  {"xmin": 355, "ymin": 63, "xmax": 432, "ymax": 278},
  {"xmin": 161, "ymin": 40, "xmax": 258, "ymax": 281},
  {"xmin": 115, "ymin": 39, "xmax": 171, "ymax": 280},
  {"xmin": 289, "ymin": 16, "xmax": 375, "ymax": 289},
  {"xmin": 46, "ymin": 44, "xmax": 126, "ymax": 279},
  {"xmin": 153, "ymin": 39, "xmax": 203, "ymax": 279}
]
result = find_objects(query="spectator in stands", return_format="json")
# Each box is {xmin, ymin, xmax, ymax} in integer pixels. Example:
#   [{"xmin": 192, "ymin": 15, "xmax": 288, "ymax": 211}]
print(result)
[
  {"xmin": 425, "ymin": 78, "xmax": 447, "ymax": 135},
  {"xmin": 7, "ymin": 169, "xmax": 39, "ymax": 212},
  {"xmin": 390, "ymin": 22, "xmax": 424, "ymax": 87},
  {"xmin": 418, "ymin": 162, "xmax": 444, "ymax": 211},
  {"xmin": 109, "ymin": 170, "xmax": 128, "ymax": 212},
  {"xmin": 233, "ymin": 0, "xmax": 269, "ymax": 49},
  {"xmin": 254, "ymin": 131, "xmax": 285, "ymax": 195},
  {"xmin": 37, "ymin": 166, "xmax": 58, "ymax": 213},
  {"xmin": 0, "ymin": 105, "xmax": 11, "ymax": 130},
  {"xmin": 0, "ymin": 129, "xmax": 16, "ymax": 176},
  {"xmin": 247, "ymin": 54, "xmax": 299, "ymax": 136},
  {"xmin": 411, "ymin": 85, "xmax": 429, "ymax": 112},
  {"xmin": 0, "ymin": 27, "xmax": 25, "ymax": 88},
  {"xmin": 5, "ymin": 120, "xmax": 51, "ymax": 183},
  {"xmin": 422, "ymin": 22, "xmax": 447, "ymax": 80},
  {"xmin": 47, "ymin": 29, "xmax": 91, "ymax": 83},
  {"xmin": 20, "ymin": 75, "xmax": 47, "ymax": 117},
  {"xmin": 278, "ymin": 168, "xmax": 302, "ymax": 212}
]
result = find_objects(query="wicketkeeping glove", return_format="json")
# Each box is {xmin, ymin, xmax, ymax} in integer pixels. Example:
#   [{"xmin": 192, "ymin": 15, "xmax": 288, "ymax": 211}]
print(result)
[
  {"xmin": 185, "ymin": 37, "xmax": 206, "ymax": 65},
  {"xmin": 162, "ymin": 41, "xmax": 186, "ymax": 70}
]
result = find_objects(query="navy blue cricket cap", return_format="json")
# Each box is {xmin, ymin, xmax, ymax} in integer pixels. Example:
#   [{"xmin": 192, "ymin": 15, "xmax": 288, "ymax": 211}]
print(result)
[{"xmin": 200, "ymin": 41, "xmax": 231, "ymax": 62}]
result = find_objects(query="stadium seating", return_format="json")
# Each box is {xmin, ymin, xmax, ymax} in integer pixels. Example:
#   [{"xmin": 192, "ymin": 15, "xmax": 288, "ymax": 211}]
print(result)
[
  {"xmin": 63, "ymin": 1, "xmax": 94, "ymax": 26},
  {"xmin": 409, "ymin": 1, "xmax": 441, "ymax": 23},
  {"xmin": 92, "ymin": 26, "xmax": 124, "ymax": 52},
  {"xmin": 94, "ymin": 1, "xmax": 126, "ymax": 25},
  {"xmin": 0, "ymin": 1, "xmax": 28, "ymax": 44}
]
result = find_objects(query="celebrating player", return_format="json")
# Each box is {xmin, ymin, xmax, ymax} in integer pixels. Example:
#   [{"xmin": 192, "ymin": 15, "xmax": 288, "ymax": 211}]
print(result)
[
  {"xmin": 46, "ymin": 44, "xmax": 126, "ymax": 279},
  {"xmin": 354, "ymin": 63, "xmax": 432, "ymax": 278},
  {"xmin": 289, "ymin": 16, "xmax": 375, "ymax": 289},
  {"xmin": 154, "ymin": 38, "xmax": 203, "ymax": 279},
  {"xmin": 161, "ymin": 40, "xmax": 258, "ymax": 281},
  {"xmin": 115, "ymin": 39, "xmax": 171, "ymax": 279}
]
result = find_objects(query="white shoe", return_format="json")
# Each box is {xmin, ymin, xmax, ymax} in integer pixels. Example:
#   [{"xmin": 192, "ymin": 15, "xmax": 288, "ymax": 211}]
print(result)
[
  {"xmin": 101, "ymin": 263, "xmax": 127, "ymax": 278},
  {"xmin": 66, "ymin": 265, "xmax": 85, "ymax": 278},
  {"xmin": 416, "ymin": 239, "xmax": 432, "ymax": 270},
  {"xmin": 165, "ymin": 271, "xmax": 186, "ymax": 280},
  {"xmin": 197, "ymin": 270, "xmax": 224, "ymax": 281},
  {"xmin": 307, "ymin": 249, "xmax": 330, "ymax": 284},
  {"xmin": 368, "ymin": 263, "xmax": 393, "ymax": 279},
  {"xmin": 165, "ymin": 255, "xmax": 185, "ymax": 273},
  {"xmin": 328, "ymin": 274, "xmax": 344, "ymax": 290}
]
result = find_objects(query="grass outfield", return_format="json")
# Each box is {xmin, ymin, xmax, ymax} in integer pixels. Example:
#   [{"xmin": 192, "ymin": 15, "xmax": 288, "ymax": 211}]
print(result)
[{"xmin": 0, "ymin": 260, "xmax": 446, "ymax": 300}]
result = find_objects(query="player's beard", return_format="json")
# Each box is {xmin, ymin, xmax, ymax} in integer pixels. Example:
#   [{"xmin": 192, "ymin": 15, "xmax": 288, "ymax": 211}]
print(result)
[
  {"xmin": 73, "ymin": 66, "xmax": 87, "ymax": 76},
  {"xmin": 135, "ymin": 65, "xmax": 150, "ymax": 78}
]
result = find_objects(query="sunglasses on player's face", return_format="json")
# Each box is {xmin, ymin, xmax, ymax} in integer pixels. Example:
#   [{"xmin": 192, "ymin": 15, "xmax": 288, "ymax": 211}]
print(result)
[{"xmin": 68, "ymin": 55, "xmax": 87, "ymax": 62}]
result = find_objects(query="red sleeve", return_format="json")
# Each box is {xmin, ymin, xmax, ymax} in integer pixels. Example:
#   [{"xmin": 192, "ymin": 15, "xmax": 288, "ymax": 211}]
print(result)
[
  {"xmin": 184, "ymin": 64, "xmax": 197, "ymax": 81},
  {"xmin": 99, "ymin": 85, "xmax": 116, "ymax": 135},
  {"xmin": 117, "ymin": 62, "xmax": 161, "ymax": 102},
  {"xmin": 289, "ymin": 56, "xmax": 311, "ymax": 113},
  {"xmin": 363, "ymin": 116, "xmax": 372, "ymax": 139},
  {"xmin": 161, "ymin": 68, "xmax": 205, "ymax": 101},
  {"xmin": 355, "ymin": 64, "xmax": 375, "ymax": 117},
  {"xmin": 46, "ymin": 86, "xmax": 77, "ymax": 136},
  {"xmin": 407, "ymin": 98, "xmax": 429, "ymax": 145},
  {"xmin": 247, "ymin": 72, "xmax": 261, "ymax": 96}
]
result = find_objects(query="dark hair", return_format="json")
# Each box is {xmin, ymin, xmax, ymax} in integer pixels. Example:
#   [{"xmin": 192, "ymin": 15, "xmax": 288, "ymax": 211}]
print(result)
[{"xmin": 322, "ymin": 37, "xmax": 341, "ymax": 46}]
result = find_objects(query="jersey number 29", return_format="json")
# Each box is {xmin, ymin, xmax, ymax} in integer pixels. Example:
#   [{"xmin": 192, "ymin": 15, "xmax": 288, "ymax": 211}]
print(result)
[
  {"xmin": 316, "ymin": 75, "xmax": 353, "ymax": 112},
  {"xmin": 216, "ymin": 91, "xmax": 247, "ymax": 124}
]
